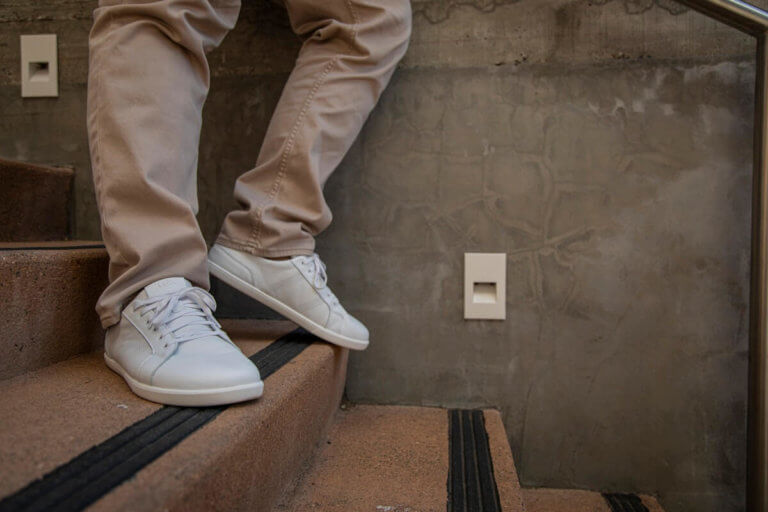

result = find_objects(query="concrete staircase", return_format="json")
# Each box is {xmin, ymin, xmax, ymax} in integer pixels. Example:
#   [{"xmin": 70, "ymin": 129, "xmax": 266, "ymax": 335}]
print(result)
[{"xmin": 0, "ymin": 158, "xmax": 667, "ymax": 512}]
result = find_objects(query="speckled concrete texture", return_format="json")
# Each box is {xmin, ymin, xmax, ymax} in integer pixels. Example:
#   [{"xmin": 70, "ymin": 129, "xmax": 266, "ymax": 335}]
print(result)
[
  {"xmin": 0, "ymin": 321, "xmax": 295, "ymax": 499},
  {"xmin": 0, "ymin": 159, "xmax": 73, "ymax": 241},
  {"xmin": 522, "ymin": 488, "xmax": 665, "ymax": 512},
  {"xmin": 277, "ymin": 405, "xmax": 524, "ymax": 512},
  {"xmin": 0, "ymin": 241, "xmax": 107, "ymax": 380},
  {"xmin": 91, "ymin": 339, "xmax": 347, "ymax": 511},
  {"xmin": 484, "ymin": 409, "xmax": 525, "ymax": 511},
  {"xmin": 0, "ymin": 350, "xmax": 161, "ymax": 498},
  {"xmin": 276, "ymin": 404, "xmax": 450, "ymax": 512}
]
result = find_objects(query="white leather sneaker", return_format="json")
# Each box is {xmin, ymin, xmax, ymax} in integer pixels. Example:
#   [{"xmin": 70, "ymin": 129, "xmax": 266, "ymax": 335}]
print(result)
[
  {"xmin": 208, "ymin": 244, "xmax": 369, "ymax": 350},
  {"xmin": 104, "ymin": 277, "xmax": 263, "ymax": 406}
]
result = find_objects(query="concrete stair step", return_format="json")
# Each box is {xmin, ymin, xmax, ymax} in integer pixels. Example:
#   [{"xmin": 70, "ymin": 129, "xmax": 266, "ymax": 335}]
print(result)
[
  {"xmin": 0, "ymin": 158, "xmax": 74, "ymax": 242},
  {"xmin": 276, "ymin": 404, "xmax": 525, "ymax": 512},
  {"xmin": 0, "ymin": 319, "xmax": 348, "ymax": 512},
  {"xmin": 0, "ymin": 241, "xmax": 108, "ymax": 380},
  {"xmin": 522, "ymin": 488, "xmax": 665, "ymax": 512}
]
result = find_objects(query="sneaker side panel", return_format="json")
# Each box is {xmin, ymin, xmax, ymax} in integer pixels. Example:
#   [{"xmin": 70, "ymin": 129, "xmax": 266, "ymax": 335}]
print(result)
[
  {"xmin": 210, "ymin": 244, "xmax": 332, "ymax": 326},
  {"xmin": 105, "ymin": 315, "xmax": 160, "ymax": 383}
]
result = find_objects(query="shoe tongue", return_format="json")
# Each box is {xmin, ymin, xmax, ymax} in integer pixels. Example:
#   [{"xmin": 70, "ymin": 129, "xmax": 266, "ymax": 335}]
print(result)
[{"xmin": 144, "ymin": 277, "xmax": 191, "ymax": 297}]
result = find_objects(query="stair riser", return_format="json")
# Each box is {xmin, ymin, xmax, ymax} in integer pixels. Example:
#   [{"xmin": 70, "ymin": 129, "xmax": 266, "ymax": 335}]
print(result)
[
  {"xmin": 0, "ymin": 247, "xmax": 107, "ymax": 380},
  {"xmin": 484, "ymin": 409, "xmax": 526, "ymax": 511},
  {"xmin": 0, "ymin": 159, "xmax": 73, "ymax": 242}
]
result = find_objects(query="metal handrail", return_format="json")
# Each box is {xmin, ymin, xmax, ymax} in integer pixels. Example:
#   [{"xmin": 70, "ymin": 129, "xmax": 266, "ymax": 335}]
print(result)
[
  {"xmin": 679, "ymin": 0, "xmax": 768, "ymax": 34},
  {"xmin": 674, "ymin": 1, "xmax": 768, "ymax": 510}
]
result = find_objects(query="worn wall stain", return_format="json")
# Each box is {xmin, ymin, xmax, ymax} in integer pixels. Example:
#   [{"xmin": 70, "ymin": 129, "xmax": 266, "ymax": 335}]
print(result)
[
  {"xmin": 590, "ymin": 0, "xmax": 689, "ymax": 16},
  {"xmin": 412, "ymin": 0, "xmax": 522, "ymax": 24},
  {"xmin": 412, "ymin": 0, "xmax": 689, "ymax": 24}
]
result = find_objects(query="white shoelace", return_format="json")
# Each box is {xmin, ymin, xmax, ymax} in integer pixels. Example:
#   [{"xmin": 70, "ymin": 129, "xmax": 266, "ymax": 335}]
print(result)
[
  {"xmin": 297, "ymin": 254, "xmax": 340, "ymax": 308},
  {"xmin": 133, "ymin": 287, "xmax": 226, "ymax": 349}
]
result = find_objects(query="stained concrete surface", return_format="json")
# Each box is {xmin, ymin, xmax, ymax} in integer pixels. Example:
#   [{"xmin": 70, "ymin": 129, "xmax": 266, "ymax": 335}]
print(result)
[{"xmin": 0, "ymin": 1, "xmax": 763, "ymax": 511}]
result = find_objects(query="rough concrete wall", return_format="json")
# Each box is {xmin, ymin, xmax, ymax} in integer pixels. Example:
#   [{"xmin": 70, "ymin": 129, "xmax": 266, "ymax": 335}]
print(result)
[
  {"xmin": 0, "ymin": 1, "xmax": 763, "ymax": 511},
  {"xmin": 330, "ymin": 63, "xmax": 752, "ymax": 512}
]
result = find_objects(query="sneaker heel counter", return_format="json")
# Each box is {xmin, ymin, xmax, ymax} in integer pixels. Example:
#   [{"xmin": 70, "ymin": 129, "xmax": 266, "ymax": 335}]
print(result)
[
  {"xmin": 210, "ymin": 244, "xmax": 252, "ymax": 283},
  {"xmin": 104, "ymin": 323, "xmax": 120, "ymax": 358}
]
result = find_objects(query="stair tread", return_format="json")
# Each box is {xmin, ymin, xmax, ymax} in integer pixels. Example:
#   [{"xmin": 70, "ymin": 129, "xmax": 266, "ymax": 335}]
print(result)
[
  {"xmin": 522, "ymin": 488, "xmax": 664, "ymax": 512},
  {"xmin": 277, "ymin": 404, "xmax": 524, "ymax": 512},
  {"xmin": 0, "ymin": 158, "xmax": 73, "ymax": 177},
  {"xmin": 0, "ymin": 321, "xmax": 347, "ymax": 512},
  {"xmin": 0, "ymin": 240, "xmax": 105, "ymax": 250}
]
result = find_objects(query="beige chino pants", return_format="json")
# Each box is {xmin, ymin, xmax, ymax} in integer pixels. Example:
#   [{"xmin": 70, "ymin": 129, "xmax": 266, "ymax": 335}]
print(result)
[{"xmin": 87, "ymin": 0, "xmax": 411, "ymax": 327}]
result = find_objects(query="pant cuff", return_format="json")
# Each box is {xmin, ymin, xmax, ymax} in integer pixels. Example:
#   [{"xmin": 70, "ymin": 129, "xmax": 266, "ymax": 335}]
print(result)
[
  {"xmin": 215, "ymin": 234, "xmax": 315, "ymax": 258},
  {"xmin": 99, "ymin": 313, "xmax": 121, "ymax": 330}
]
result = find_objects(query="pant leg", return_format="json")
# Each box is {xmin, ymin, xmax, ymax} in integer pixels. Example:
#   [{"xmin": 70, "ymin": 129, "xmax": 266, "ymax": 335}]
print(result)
[
  {"xmin": 216, "ymin": 0, "xmax": 411, "ymax": 258},
  {"xmin": 88, "ymin": 0, "xmax": 240, "ymax": 328}
]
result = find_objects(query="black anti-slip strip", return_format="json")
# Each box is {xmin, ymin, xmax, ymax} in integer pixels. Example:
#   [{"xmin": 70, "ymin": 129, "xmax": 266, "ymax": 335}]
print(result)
[
  {"xmin": 447, "ymin": 409, "xmax": 502, "ymax": 512},
  {"xmin": 0, "ymin": 328, "xmax": 315, "ymax": 512},
  {"xmin": 602, "ymin": 492, "xmax": 650, "ymax": 512}
]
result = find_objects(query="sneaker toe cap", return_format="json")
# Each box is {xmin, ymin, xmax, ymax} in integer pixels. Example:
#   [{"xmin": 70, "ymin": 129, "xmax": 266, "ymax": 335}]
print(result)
[
  {"xmin": 343, "ymin": 315, "xmax": 369, "ymax": 342},
  {"xmin": 152, "ymin": 351, "xmax": 261, "ymax": 390}
]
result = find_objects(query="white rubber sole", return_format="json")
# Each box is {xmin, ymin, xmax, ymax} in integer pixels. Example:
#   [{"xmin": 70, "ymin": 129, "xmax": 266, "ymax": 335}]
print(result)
[
  {"xmin": 208, "ymin": 259, "xmax": 369, "ymax": 351},
  {"xmin": 104, "ymin": 354, "xmax": 264, "ymax": 407}
]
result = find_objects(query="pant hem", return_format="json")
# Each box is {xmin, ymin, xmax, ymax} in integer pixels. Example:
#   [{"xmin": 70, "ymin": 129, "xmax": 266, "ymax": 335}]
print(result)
[
  {"xmin": 215, "ymin": 234, "xmax": 315, "ymax": 258},
  {"xmin": 100, "ymin": 313, "xmax": 121, "ymax": 330}
]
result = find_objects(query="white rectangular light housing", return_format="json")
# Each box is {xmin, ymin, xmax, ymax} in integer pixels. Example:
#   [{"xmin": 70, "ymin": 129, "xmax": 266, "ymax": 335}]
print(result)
[
  {"xmin": 464, "ymin": 252, "xmax": 506, "ymax": 320},
  {"xmin": 21, "ymin": 34, "xmax": 58, "ymax": 98}
]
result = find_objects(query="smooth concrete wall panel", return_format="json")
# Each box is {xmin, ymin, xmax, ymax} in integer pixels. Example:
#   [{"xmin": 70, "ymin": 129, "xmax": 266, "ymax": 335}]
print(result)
[{"xmin": 0, "ymin": 1, "xmax": 764, "ymax": 511}]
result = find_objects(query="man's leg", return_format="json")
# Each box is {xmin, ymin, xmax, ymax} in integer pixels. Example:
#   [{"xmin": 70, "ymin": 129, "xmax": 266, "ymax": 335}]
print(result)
[
  {"xmin": 209, "ymin": 0, "xmax": 411, "ymax": 350},
  {"xmin": 88, "ymin": 0, "xmax": 240, "ymax": 328},
  {"xmin": 216, "ymin": 0, "xmax": 412, "ymax": 257},
  {"xmin": 87, "ymin": 0, "xmax": 263, "ymax": 407}
]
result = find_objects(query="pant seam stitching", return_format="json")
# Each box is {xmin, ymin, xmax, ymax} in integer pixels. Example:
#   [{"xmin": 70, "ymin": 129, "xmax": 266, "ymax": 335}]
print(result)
[
  {"xmin": 91, "ymin": 14, "xmax": 117, "ymax": 325},
  {"xmin": 248, "ymin": 57, "xmax": 338, "ymax": 249},
  {"xmin": 248, "ymin": 2, "xmax": 359, "ymax": 250},
  {"xmin": 345, "ymin": 0, "xmax": 360, "ymax": 41}
]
